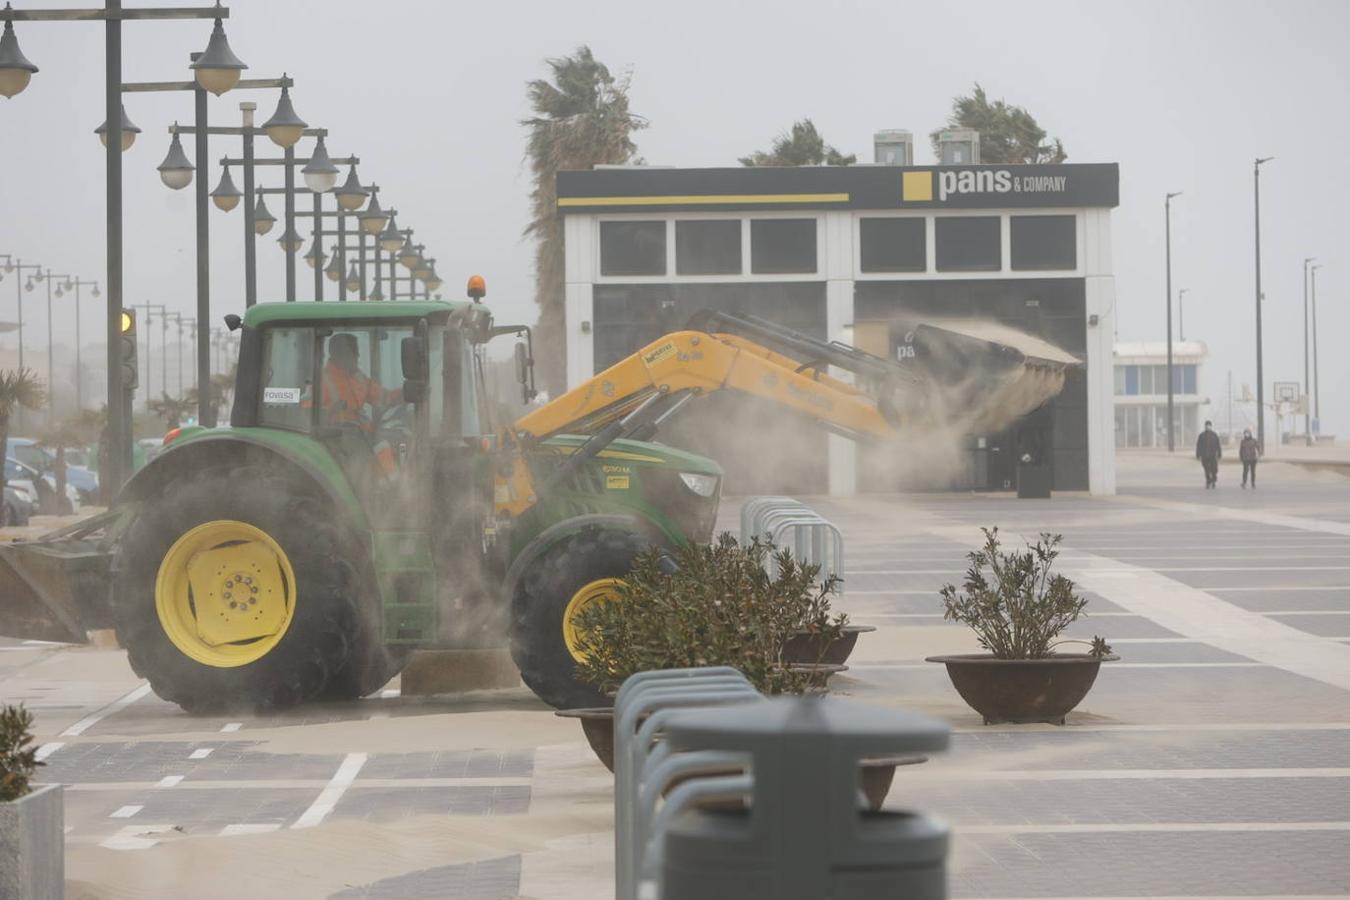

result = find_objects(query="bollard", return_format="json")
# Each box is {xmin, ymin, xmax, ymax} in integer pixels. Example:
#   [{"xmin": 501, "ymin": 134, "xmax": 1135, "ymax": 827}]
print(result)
[
  {"xmin": 613, "ymin": 668, "xmax": 761, "ymax": 900},
  {"xmin": 654, "ymin": 696, "xmax": 951, "ymax": 900}
]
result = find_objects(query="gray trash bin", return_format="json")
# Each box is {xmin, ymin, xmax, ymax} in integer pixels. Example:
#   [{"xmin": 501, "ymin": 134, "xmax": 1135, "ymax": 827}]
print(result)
[{"xmin": 655, "ymin": 696, "xmax": 950, "ymax": 900}]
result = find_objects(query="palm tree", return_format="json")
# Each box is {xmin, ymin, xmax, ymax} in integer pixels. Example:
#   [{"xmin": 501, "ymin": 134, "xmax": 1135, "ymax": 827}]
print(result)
[
  {"xmin": 739, "ymin": 119, "xmax": 856, "ymax": 167},
  {"xmin": 930, "ymin": 84, "xmax": 1066, "ymax": 164},
  {"xmin": 36, "ymin": 411, "xmax": 100, "ymax": 514},
  {"xmin": 0, "ymin": 369, "xmax": 46, "ymax": 502},
  {"xmin": 148, "ymin": 393, "xmax": 195, "ymax": 429},
  {"xmin": 524, "ymin": 46, "xmax": 645, "ymax": 394}
]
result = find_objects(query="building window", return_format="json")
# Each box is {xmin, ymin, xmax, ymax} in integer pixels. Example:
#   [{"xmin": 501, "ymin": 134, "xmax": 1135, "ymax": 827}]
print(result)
[
  {"xmin": 750, "ymin": 219, "xmax": 817, "ymax": 274},
  {"xmin": 675, "ymin": 220, "xmax": 741, "ymax": 275},
  {"xmin": 859, "ymin": 218, "xmax": 925, "ymax": 273},
  {"xmin": 600, "ymin": 221, "xmax": 667, "ymax": 276},
  {"xmin": 1184, "ymin": 365, "xmax": 1197, "ymax": 394},
  {"xmin": 1125, "ymin": 365, "xmax": 1138, "ymax": 395},
  {"xmin": 1114, "ymin": 366, "xmax": 1126, "ymax": 396},
  {"xmin": 1010, "ymin": 215, "xmax": 1076, "ymax": 270},
  {"xmin": 1138, "ymin": 365, "xmax": 1153, "ymax": 395},
  {"xmin": 935, "ymin": 216, "xmax": 1000, "ymax": 272}
]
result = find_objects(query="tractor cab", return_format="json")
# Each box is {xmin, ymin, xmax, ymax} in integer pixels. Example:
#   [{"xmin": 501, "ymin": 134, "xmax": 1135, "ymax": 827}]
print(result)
[{"xmin": 231, "ymin": 301, "xmax": 494, "ymax": 523}]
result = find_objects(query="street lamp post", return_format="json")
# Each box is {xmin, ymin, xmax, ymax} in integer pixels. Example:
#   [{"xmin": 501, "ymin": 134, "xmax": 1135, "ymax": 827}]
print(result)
[
  {"xmin": 0, "ymin": 1, "xmax": 242, "ymax": 499},
  {"xmin": 1164, "ymin": 191, "xmax": 1182, "ymax": 452},
  {"xmin": 216, "ymin": 136, "xmax": 348, "ymax": 302},
  {"xmin": 1177, "ymin": 288, "xmax": 1189, "ymax": 342},
  {"xmin": 1302, "ymin": 257, "xmax": 1316, "ymax": 445},
  {"xmin": 1253, "ymin": 156, "xmax": 1273, "ymax": 453},
  {"xmin": 43, "ymin": 269, "xmax": 73, "ymax": 421},
  {"xmin": 2, "ymin": 257, "xmax": 43, "ymax": 374},
  {"xmin": 1311, "ymin": 264, "xmax": 1322, "ymax": 437},
  {"xmin": 65, "ymin": 277, "xmax": 99, "ymax": 410},
  {"xmin": 131, "ymin": 302, "xmax": 166, "ymax": 409}
]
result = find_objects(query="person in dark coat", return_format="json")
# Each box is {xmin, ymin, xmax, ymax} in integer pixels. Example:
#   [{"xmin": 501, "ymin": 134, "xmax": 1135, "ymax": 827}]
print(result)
[
  {"xmin": 1239, "ymin": 428, "xmax": 1261, "ymax": 488},
  {"xmin": 1195, "ymin": 420, "xmax": 1222, "ymax": 488}
]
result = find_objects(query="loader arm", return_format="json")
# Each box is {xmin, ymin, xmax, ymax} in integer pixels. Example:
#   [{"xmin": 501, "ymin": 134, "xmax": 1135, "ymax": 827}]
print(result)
[{"xmin": 514, "ymin": 329, "xmax": 904, "ymax": 444}]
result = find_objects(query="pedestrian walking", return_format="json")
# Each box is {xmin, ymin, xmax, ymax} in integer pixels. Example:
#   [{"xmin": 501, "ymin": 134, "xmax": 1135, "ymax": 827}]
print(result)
[
  {"xmin": 1195, "ymin": 420, "xmax": 1222, "ymax": 489},
  {"xmin": 1239, "ymin": 428, "xmax": 1261, "ymax": 488}
]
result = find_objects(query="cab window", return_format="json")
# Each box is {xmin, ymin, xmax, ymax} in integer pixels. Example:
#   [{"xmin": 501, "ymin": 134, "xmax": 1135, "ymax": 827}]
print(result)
[{"xmin": 258, "ymin": 327, "xmax": 315, "ymax": 432}]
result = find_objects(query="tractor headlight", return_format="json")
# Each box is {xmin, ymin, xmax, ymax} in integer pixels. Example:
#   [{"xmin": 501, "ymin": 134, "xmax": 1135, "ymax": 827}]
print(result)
[{"xmin": 678, "ymin": 471, "xmax": 719, "ymax": 498}]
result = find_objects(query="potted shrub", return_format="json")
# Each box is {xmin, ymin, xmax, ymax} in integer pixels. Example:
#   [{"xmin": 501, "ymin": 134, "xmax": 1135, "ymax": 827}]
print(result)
[
  {"xmin": 556, "ymin": 536, "xmax": 916, "ymax": 808},
  {"xmin": 926, "ymin": 528, "xmax": 1116, "ymax": 724},
  {"xmin": 1, "ymin": 704, "xmax": 63, "ymax": 900}
]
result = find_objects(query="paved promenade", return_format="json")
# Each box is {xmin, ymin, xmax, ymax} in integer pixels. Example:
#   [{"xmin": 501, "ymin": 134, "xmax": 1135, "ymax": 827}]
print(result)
[{"xmin": 3, "ymin": 452, "xmax": 1348, "ymax": 898}]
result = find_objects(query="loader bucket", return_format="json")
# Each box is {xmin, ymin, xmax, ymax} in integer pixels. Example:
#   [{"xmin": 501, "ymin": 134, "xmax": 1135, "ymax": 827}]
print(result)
[
  {"xmin": 0, "ymin": 510, "xmax": 119, "ymax": 644},
  {"xmin": 901, "ymin": 318, "xmax": 1081, "ymax": 435}
]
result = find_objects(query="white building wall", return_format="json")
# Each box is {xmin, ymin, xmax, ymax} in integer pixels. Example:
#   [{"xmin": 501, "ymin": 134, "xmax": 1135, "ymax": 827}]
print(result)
[
  {"xmin": 823, "ymin": 210, "xmax": 857, "ymax": 497},
  {"xmin": 563, "ymin": 213, "xmax": 596, "ymax": 390},
  {"xmin": 1083, "ymin": 206, "xmax": 1117, "ymax": 496}
]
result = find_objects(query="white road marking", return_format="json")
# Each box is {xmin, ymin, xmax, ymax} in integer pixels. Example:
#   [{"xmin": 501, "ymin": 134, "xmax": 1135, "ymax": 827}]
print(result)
[
  {"xmin": 854, "ymin": 662, "xmax": 1269, "ymax": 670},
  {"xmin": 60, "ymin": 683, "xmax": 152, "ymax": 737},
  {"xmin": 219, "ymin": 823, "xmax": 281, "ymax": 837},
  {"xmin": 1211, "ymin": 586, "xmax": 1350, "ymax": 592},
  {"xmin": 64, "ymin": 776, "xmax": 532, "ymax": 792},
  {"xmin": 923, "ymin": 768, "xmax": 1350, "ymax": 781},
  {"xmin": 100, "ymin": 823, "xmax": 177, "ymax": 850},
  {"xmin": 1262, "ymin": 610, "xmax": 1350, "ymax": 615},
  {"xmin": 189, "ymin": 748, "xmax": 213, "ymax": 760},
  {"xmin": 1110, "ymin": 494, "xmax": 1350, "ymax": 537},
  {"xmin": 35, "ymin": 742, "xmax": 63, "ymax": 761},
  {"xmin": 927, "ymin": 524, "xmax": 1350, "ymax": 691},
  {"xmin": 156, "ymin": 775, "xmax": 183, "ymax": 788},
  {"xmin": 291, "ymin": 752, "xmax": 367, "ymax": 829},
  {"xmin": 220, "ymin": 722, "xmax": 242, "ymax": 733},
  {"xmin": 110, "ymin": 805, "xmax": 143, "ymax": 818},
  {"xmin": 957, "ymin": 822, "xmax": 1350, "ymax": 835}
]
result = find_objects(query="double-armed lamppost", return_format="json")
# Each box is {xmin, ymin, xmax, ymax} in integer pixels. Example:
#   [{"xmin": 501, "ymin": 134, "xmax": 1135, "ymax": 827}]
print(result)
[
  {"xmin": 1310, "ymin": 263, "xmax": 1323, "ymax": 437},
  {"xmin": 41, "ymin": 268, "xmax": 72, "ymax": 421},
  {"xmin": 62, "ymin": 276, "xmax": 100, "ymax": 411},
  {"xmin": 1163, "ymin": 190, "xmax": 1182, "ymax": 452},
  {"xmin": 0, "ymin": 0, "xmax": 246, "ymax": 497},
  {"xmin": 0, "ymin": 255, "xmax": 44, "ymax": 373},
  {"xmin": 1253, "ymin": 156, "xmax": 1274, "ymax": 452}
]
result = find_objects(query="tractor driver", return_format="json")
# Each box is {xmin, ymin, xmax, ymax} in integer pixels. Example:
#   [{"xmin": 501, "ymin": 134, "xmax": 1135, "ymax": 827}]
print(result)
[{"xmin": 321, "ymin": 333, "xmax": 402, "ymax": 475}]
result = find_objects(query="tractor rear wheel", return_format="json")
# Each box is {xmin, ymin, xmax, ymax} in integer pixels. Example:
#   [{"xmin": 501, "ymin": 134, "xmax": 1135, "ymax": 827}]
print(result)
[
  {"xmin": 510, "ymin": 527, "xmax": 650, "ymax": 710},
  {"xmin": 113, "ymin": 468, "xmax": 360, "ymax": 714}
]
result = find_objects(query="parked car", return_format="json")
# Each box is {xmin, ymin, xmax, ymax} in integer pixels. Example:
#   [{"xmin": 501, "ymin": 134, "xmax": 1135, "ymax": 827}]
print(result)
[
  {"xmin": 6, "ymin": 438, "xmax": 99, "ymax": 504},
  {"xmin": 4, "ymin": 457, "xmax": 80, "ymax": 516},
  {"xmin": 3, "ymin": 485, "xmax": 33, "ymax": 526}
]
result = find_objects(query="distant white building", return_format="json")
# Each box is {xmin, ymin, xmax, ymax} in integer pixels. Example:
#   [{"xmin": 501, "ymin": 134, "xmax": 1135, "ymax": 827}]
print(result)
[{"xmin": 1113, "ymin": 341, "xmax": 1207, "ymax": 448}]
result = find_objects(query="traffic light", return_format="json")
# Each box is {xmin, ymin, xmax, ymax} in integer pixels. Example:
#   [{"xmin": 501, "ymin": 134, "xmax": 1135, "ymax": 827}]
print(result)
[{"xmin": 120, "ymin": 309, "xmax": 138, "ymax": 390}]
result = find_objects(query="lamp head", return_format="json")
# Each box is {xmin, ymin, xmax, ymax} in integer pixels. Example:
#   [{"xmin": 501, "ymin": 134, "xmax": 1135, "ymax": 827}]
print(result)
[
  {"xmin": 95, "ymin": 104, "xmax": 141, "ymax": 152},
  {"xmin": 190, "ymin": 17, "xmax": 247, "ymax": 96},
  {"xmin": 158, "ymin": 129, "xmax": 195, "ymax": 190},
  {"xmin": 0, "ymin": 17, "xmax": 39, "ymax": 99},
  {"xmin": 262, "ymin": 82, "xmax": 306, "ymax": 149}
]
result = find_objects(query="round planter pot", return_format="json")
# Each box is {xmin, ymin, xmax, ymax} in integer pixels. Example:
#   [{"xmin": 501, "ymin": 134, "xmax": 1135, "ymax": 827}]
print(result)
[
  {"xmin": 555, "ymin": 706, "xmax": 620, "ymax": 771},
  {"xmin": 786, "ymin": 662, "xmax": 848, "ymax": 689},
  {"xmin": 555, "ymin": 706, "xmax": 922, "ymax": 810},
  {"xmin": 925, "ymin": 653, "xmax": 1118, "ymax": 725},
  {"xmin": 783, "ymin": 624, "xmax": 877, "ymax": 666}
]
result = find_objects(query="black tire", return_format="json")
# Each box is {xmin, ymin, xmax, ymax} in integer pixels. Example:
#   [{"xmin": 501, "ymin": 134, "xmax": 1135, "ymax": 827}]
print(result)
[
  {"xmin": 510, "ymin": 527, "xmax": 652, "ymax": 710},
  {"xmin": 320, "ymin": 639, "xmax": 411, "ymax": 702},
  {"xmin": 113, "ymin": 467, "xmax": 360, "ymax": 714}
]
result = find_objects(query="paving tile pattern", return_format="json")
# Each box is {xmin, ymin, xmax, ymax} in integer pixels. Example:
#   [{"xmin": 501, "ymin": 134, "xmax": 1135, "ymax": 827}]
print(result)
[
  {"xmin": 328, "ymin": 855, "xmax": 521, "ymax": 899},
  {"xmin": 951, "ymin": 831, "xmax": 1350, "ymax": 897}
]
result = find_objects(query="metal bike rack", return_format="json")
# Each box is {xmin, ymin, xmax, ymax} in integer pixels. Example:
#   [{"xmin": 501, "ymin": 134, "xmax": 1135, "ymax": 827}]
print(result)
[
  {"xmin": 613, "ymin": 668, "xmax": 762, "ymax": 900},
  {"xmin": 741, "ymin": 497, "xmax": 845, "ymax": 587}
]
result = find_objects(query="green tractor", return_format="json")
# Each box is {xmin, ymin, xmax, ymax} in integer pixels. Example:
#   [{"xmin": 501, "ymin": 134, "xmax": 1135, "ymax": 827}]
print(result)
[
  {"xmin": 0, "ymin": 293, "xmax": 1071, "ymax": 713},
  {"xmin": 0, "ymin": 298, "xmax": 723, "ymax": 712}
]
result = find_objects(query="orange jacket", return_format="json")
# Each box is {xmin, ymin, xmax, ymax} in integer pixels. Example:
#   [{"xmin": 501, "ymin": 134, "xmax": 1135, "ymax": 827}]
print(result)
[{"xmin": 322, "ymin": 361, "xmax": 398, "ymax": 428}]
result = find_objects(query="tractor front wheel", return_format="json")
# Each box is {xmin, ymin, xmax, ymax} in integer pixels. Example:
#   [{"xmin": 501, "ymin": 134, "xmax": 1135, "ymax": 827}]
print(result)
[
  {"xmin": 510, "ymin": 527, "xmax": 651, "ymax": 710},
  {"xmin": 113, "ymin": 468, "xmax": 360, "ymax": 714}
]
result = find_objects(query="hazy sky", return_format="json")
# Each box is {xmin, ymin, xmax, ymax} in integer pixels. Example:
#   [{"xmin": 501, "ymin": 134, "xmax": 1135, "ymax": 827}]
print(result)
[{"xmin": 2, "ymin": 0, "xmax": 1347, "ymax": 437}]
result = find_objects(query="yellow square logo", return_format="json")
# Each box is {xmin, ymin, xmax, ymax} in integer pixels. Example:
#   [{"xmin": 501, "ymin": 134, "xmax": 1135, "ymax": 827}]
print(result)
[{"xmin": 902, "ymin": 171, "xmax": 933, "ymax": 202}]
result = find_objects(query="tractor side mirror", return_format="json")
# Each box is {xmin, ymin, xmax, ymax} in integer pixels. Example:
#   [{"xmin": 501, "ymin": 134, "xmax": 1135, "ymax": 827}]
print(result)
[
  {"xmin": 514, "ymin": 341, "xmax": 537, "ymax": 404},
  {"xmin": 401, "ymin": 333, "xmax": 429, "ymax": 404},
  {"xmin": 401, "ymin": 336, "xmax": 428, "ymax": 381}
]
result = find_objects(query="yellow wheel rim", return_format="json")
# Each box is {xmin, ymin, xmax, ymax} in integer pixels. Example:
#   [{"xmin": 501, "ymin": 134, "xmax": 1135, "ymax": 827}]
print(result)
[
  {"xmin": 562, "ymin": 577, "xmax": 623, "ymax": 663},
  {"xmin": 154, "ymin": 520, "xmax": 297, "ymax": 668}
]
